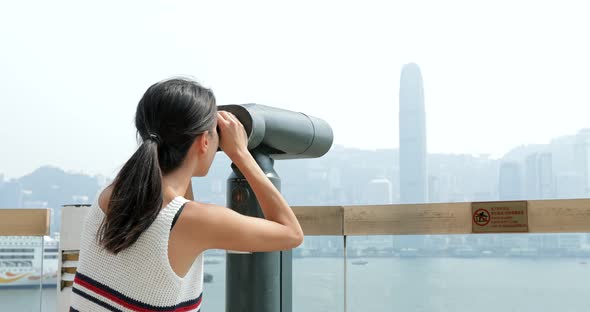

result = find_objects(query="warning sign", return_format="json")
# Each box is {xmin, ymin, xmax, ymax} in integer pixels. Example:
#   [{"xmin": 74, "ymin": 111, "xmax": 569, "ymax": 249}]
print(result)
[
  {"xmin": 473, "ymin": 208, "xmax": 491, "ymax": 226},
  {"xmin": 471, "ymin": 201, "xmax": 528, "ymax": 233}
]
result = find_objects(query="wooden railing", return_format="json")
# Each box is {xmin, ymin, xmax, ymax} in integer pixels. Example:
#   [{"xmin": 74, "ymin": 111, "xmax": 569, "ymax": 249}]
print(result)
[
  {"xmin": 0, "ymin": 209, "xmax": 50, "ymax": 236},
  {"xmin": 293, "ymin": 198, "xmax": 590, "ymax": 235},
  {"xmin": 2, "ymin": 198, "xmax": 590, "ymax": 238}
]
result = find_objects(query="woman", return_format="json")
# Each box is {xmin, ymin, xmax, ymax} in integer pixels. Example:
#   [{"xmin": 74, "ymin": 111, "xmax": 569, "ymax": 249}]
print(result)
[{"xmin": 70, "ymin": 78, "xmax": 303, "ymax": 311}]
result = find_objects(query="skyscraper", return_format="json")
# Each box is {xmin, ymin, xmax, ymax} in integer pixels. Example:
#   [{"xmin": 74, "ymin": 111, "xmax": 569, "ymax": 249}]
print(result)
[
  {"xmin": 367, "ymin": 178, "xmax": 393, "ymax": 204},
  {"xmin": 499, "ymin": 162, "xmax": 522, "ymax": 200},
  {"xmin": 525, "ymin": 152, "xmax": 554, "ymax": 200},
  {"xmin": 538, "ymin": 153, "xmax": 554, "ymax": 199},
  {"xmin": 575, "ymin": 129, "xmax": 590, "ymax": 197},
  {"xmin": 525, "ymin": 154, "xmax": 540, "ymax": 199},
  {"xmin": 399, "ymin": 63, "xmax": 428, "ymax": 204}
]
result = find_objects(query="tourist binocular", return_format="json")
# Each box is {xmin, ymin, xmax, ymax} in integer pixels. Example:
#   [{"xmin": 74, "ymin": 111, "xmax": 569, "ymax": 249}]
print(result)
[{"xmin": 217, "ymin": 104, "xmax": 333, "ymax": 159}]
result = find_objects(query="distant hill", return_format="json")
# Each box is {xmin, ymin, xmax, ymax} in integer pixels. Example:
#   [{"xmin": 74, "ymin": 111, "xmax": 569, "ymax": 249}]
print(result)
[
  {"xmin": 0, "ymin": 165, "xmax": 101, "ymax": 234},
  {"xmin": 19, "ymin": 166, "xmax": 101, "ymax": 206}
]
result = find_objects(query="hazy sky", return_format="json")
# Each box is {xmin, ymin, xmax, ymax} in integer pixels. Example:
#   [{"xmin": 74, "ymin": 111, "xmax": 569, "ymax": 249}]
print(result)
[{"xmin": 1, "ymin": 0, "xmax": 589, "ymax": 179}]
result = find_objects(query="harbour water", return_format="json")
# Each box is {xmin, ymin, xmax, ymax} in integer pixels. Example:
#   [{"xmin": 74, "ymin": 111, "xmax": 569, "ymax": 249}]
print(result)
[{"xmin": 3, "ymin": 256, "xmax": 590, "ymax": 312}]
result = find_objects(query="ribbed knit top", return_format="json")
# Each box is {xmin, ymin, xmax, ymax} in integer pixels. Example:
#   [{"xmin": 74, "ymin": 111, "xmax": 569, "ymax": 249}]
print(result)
[{"xmin": 70, "ymin": 196, "xmax": 204, "ymax": 312}]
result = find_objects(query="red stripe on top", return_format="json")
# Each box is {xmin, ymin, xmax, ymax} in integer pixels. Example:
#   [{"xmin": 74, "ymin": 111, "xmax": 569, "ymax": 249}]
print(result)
[{"xmin": 74, "ymin": 276, "xmax": 201, "ymax": 312}]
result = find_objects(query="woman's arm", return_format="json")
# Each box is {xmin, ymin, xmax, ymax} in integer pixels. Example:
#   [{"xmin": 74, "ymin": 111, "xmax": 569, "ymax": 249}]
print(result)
[{"xmin": 174, "ymin": 111, "xmax": 303, "ymax": 253}]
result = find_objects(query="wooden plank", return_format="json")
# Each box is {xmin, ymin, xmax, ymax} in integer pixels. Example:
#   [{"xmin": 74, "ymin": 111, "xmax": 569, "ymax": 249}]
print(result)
[
  {"xmin": 5, "ymin": 200, "xmax": 588, "ymax": 238},
  {"xmin": 293, "ymin": 206, "xmax": 343, "ymax": 236},
  {"xmin": 0, "ymin": 209, "xmax": 50, "ymax": 236},
  {"xmin": 343, "ymin": 203, "xmax": 472, "ymax": 235},
  {"xmin": 52, "ymin": 200, "xmax": 590, "ymax": 237},
  {"xmin": 528, "ymin": 199, "xmax": 590, "ymax": 233}
]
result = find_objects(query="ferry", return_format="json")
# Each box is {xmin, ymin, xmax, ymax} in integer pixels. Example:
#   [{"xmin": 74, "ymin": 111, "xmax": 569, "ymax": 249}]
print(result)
[
  {"xmin": 351, "ymin": 259, "xmax": 368, "ymax": 265},
  {"xmin": 0, "ymin": 236, "xmax": 58, "ymax": 288}
]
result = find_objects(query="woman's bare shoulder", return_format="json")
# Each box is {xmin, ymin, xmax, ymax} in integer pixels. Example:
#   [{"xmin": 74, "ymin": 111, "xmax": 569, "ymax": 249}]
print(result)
[{"xmin": 98, "ymin": 185, "xmax": 114, "ymax": 214}]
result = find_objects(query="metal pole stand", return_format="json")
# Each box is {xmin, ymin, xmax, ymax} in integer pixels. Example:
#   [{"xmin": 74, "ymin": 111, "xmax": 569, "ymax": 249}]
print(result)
[{"xmin": 225, "ymin": 150, "xmax": 292, "ymax": 312}]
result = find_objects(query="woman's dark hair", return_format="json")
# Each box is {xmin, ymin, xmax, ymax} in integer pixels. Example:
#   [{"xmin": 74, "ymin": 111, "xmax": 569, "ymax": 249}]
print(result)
[{"xmin": 98, "ymin": 78, "xmax": 217, "ymax": 254}]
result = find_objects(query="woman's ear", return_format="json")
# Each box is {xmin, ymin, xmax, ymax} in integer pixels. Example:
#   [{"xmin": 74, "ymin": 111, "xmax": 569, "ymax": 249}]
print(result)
[
  {"xmin": 191, "ymin": 132, "xmax": 209, "ymax": 155},
  {"xmin": 190, "ymin": 135, "xmax": 210, "ymax": 155}
]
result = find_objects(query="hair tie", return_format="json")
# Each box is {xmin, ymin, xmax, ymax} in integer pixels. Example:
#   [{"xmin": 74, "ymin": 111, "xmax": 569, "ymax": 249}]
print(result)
[{"xmin": 148, "ymin": 133, "xmax": 161, "ymax": 145}]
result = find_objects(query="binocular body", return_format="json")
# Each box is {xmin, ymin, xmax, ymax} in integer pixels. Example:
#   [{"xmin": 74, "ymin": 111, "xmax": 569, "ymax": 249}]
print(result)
[
  {"xmin": 219, "ymin": 104, "xmax": 333, "ymax": 312},
  {"xmin": 218, "ymin": 104, "xmax": 333, "ymax": 159}
]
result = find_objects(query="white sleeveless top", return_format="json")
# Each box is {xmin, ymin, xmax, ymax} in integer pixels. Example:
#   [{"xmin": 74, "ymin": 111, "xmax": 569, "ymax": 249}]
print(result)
[{"xmin": 70, "ymin": 196, "xmax": 204, "ymax": 312}]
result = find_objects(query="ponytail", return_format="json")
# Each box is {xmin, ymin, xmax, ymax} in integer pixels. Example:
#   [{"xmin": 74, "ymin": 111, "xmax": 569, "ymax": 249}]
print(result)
[{"xmin": 97, "ymin": 139, "xmax": 163, "ymax": 254}]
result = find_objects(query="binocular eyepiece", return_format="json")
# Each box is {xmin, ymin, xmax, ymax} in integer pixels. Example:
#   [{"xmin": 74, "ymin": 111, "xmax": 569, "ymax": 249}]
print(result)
[{"xmin": 217, "ymin": 104, "xmax": 333, "ymax": 160}]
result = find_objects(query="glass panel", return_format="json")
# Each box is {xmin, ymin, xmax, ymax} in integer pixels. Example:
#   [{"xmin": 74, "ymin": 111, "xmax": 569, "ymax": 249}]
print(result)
[
  {"xmin": 41, "ymin": 236, "xmax": 58, "ymax": 312},
  {"xmin": 346, "ymin": 235, "xmax": 395, "ymax": 312},
  {"xmin": 347, "ymin": 233, "xmax": 590, "ymax": 312},
  {"xmin": 293, "ymin": 235, "xmax": 344, "ymax": 312},
  {"xmin": 0, "ymin": 236, "xmax": 44, "ymax": 312},
  {"xmin": 201, "ymin": 249, "xmax": 226, "ymax": 312}
]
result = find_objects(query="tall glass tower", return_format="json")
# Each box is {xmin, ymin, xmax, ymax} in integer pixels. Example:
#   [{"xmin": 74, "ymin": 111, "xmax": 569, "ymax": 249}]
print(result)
[{"xmin": 399, "ymin": 63, "xmax": 428, "ymax": 204}]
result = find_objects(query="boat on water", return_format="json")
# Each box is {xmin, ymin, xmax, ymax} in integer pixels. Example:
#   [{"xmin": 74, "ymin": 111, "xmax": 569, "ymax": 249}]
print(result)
[
  {"xmin": 351, "ymin": 259, "xmax": 368, "ymax": 265},
  {"xmin": 0, "ymin": 236, "xmax": 58, "ymax": 288}
]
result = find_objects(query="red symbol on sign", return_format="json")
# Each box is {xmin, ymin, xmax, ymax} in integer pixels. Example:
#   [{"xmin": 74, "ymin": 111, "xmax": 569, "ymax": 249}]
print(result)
[{"xmin": 473, "ymin": 208, "xmax": 490, "ymax": 226}]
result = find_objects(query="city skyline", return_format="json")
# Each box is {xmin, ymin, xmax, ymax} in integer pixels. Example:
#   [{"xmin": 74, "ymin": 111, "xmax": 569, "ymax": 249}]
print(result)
[
  {"xmin": 3, "ymin": 125, "xmax": 590, "ymax": 241},
  {"xmin": 2, "ymin": 126, "xmax": 590, "ymax": 183}
]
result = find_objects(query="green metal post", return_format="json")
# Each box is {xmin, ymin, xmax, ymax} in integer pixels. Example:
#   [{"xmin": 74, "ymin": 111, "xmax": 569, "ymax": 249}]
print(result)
[{"xmin": 226, "ymin": 151, "xmax": 292, "ymax": 312}]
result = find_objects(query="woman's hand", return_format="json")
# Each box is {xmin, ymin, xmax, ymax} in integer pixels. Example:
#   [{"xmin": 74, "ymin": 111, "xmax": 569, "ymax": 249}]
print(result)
[{"xmin": 217, "ymin": 111, "xmax": 248, "ymax": 161}]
